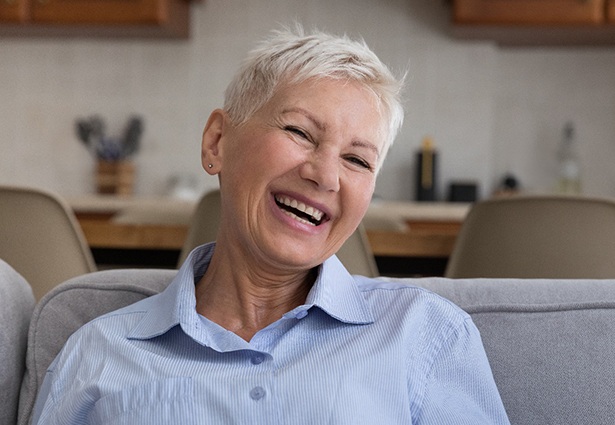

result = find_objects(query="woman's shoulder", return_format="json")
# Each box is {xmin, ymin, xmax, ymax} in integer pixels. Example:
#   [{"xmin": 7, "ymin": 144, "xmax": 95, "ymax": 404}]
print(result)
[{"xmin": 353, "ymin": 275, "xmax": 470, "ymax": 322}]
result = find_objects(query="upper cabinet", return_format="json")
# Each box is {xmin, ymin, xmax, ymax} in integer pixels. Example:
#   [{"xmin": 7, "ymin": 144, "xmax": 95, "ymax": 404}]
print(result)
[
  {"xmin": 0, "ymin": 0, "xmax": 27, "ymax": 23},
  {"xmin": 0, "ymin": 0, "xmax": 192, "ymax": 38},
  {"xmin": 453, "ymin": 0, "xmax": 605, "ymax": 25},
  {"xmin": 452, "ymin": 0, "xmax": 615, "ymax": 46}
]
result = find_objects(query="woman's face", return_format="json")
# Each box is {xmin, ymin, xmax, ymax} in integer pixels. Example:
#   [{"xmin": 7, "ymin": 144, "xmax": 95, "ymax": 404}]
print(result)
[{"xmin": 209, "ymin": 78, "xmax": 386, "ymax": 272}]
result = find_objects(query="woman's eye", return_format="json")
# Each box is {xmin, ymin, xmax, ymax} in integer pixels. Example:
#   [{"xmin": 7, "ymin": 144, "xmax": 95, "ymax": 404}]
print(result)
[
  {"xmin": 285, "ymin": 126, "xmax": 309, "ymax": 140},
  {"xmin": 346, "ymin": 156, "xmax": 373, "ymax": 171}
]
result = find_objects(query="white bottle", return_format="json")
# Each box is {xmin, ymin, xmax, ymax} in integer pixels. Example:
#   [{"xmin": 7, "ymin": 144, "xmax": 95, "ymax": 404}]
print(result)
[{"xmin": 556, "ymin": 121, "xmax": 581, "ymax": 195}]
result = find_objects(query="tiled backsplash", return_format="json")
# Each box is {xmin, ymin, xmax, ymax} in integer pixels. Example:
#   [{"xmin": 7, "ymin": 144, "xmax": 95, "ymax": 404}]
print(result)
[{"xmin": 1, "ymin": 0, "xmax": 614, "ymax": 200}]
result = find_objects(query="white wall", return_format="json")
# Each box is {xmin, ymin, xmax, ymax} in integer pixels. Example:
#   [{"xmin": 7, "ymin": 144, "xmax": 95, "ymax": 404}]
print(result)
[{"xmin": 1, "ymin": 0, "xmax": 614, "ymax": 201}]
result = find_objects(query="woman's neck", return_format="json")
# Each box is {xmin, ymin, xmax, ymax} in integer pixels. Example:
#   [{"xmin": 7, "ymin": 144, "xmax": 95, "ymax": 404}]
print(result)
[{"xmin": 195, "ymin": 245, "xmax": 316, "ymax": 342}]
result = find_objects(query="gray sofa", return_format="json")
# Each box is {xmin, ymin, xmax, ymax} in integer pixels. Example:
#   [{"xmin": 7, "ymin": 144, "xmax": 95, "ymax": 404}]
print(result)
[
  {"xmin": 0, "ymin": 260, "xmax": 35, "ymax": 425},
  {"xmin": 3, "ymin": 259, "xmax": 615, "ymax": 425}
]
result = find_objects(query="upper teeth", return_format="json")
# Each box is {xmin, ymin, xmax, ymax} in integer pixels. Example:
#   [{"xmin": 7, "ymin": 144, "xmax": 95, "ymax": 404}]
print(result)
[{"xmin": 276, "ymin": 195, "xmax": 324, "ymax": 222}]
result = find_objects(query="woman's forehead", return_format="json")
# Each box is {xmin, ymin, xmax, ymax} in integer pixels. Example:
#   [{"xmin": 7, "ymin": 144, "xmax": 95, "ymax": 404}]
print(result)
[{"xmin": 267, "ymin": 78, "xmax": 383, "ymax": 118}]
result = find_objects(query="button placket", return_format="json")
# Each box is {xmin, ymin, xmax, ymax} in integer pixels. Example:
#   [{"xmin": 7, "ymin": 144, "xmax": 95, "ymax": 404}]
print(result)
[
  {"xmin": 249, "ymin": 386, "xmax": 266, "ymax": 401},
  {"xmin": 246, "ymin": 351, "xmax": 269, "ymax": 402},
  {"xmin": 251, "ymin": 354, "xmax": 265, "ymax": 365}
]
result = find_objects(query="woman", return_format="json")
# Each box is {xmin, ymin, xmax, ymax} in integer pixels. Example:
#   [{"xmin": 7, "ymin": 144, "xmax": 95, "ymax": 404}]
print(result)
[{"xmin": 32, "ymin": 27, "xmax": 510, "ymax": 424}]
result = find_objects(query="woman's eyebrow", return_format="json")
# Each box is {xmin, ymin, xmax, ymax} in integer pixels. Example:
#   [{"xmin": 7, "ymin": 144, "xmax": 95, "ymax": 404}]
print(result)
[
  {"xmin": 281, "ymin": 107, "xmax": 326, "ymax": 131},
  {"xmin": 281, "ymin": 106, "xmax": 380, "ymax": 157},
  {"xmin": 352, "ymin": 140, "xmax": 380, "ymax": 158}
]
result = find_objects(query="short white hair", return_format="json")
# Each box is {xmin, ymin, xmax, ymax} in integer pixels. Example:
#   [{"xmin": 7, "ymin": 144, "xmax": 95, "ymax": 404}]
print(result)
[{"xmin": 224, "ymin": 25, "xmax": 405, "ymax": 163}]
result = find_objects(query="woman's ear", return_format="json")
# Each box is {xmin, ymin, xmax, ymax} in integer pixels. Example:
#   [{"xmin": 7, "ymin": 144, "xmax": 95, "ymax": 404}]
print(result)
[{"xmin": 201, "ymin": 109, "xmax": 227, "ymax": 175}]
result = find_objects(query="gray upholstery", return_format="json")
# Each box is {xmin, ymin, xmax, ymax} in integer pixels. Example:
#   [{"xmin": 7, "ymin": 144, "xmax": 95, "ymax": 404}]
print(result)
[
  {"xmin": 0, "ymin": 260, "xmax": 35, "ymax": 425},
  {"xmin": 16, "ymin": 269, "xmax": 615, "ymax": 425},
  {"xmin": 17, "ymin": 269, "xmax": 176, "ymax": 425},
  {"xmin": 410, "ymin": 277, "xmax": 615, "ymax": 425}
]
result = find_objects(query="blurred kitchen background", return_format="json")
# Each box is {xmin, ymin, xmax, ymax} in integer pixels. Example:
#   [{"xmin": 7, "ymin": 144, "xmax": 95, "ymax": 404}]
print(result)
[{"xmin": 1, "ymin": 0, "xmax": 615, "ymax": 202}]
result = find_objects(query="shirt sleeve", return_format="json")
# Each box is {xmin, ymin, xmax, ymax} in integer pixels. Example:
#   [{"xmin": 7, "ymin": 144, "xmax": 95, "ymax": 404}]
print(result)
[{"xmin": 416, "ymin": 317, "xmax": 511, "ymax": 425}]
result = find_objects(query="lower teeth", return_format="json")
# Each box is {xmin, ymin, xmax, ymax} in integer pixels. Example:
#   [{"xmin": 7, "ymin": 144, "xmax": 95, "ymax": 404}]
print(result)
[{"xmin": 282, "ymin": 209, "xmax": 315, "ymax": 226}]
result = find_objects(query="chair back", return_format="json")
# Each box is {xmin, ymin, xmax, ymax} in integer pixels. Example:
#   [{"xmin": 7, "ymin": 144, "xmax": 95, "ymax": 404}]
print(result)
[
  {"xmin": 178, "ymin": 189, "xmax": 378, "ymax": 276},
  {"xmin": 0, "ymin": 260, "xmax": 35, "ymax": 425},
  {"xmin": 445, "ymin": 195, "xmax": 615, "ymax": 278},
  {"xmin": 177, "ymin": 189, "xmax": 222, "ymax": 265},
  {"xmin": 336, "ymin": 222, "xmax": 379, "ymax": 277},
  {"xmin": 0, "ymin": 186, "xmax": 96, "ymax": 300}
]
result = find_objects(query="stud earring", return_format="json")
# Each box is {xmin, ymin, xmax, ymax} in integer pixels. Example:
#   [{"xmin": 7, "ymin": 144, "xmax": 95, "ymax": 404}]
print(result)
[{"xmin": 208, "ymin": 164, "xmax": 213, "ymax": 168}]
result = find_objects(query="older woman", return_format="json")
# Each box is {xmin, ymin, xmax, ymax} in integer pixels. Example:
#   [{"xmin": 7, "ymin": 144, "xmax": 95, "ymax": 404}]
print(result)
[{"xmin": 32, "ymin": 27, "xmax": 510, "ymax": 424}]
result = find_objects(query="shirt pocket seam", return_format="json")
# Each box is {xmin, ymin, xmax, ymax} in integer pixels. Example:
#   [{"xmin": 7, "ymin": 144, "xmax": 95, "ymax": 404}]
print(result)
[{"xmin": 92, "ymin": 376, "xmax": 194, "ymax": 423}]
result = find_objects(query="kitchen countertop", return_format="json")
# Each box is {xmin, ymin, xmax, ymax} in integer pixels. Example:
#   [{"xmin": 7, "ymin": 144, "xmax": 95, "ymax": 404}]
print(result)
[
  {"xmin": 68, "ymin": 195, "xmax": 196, "ymax": 225},
  {"xmin": 365, "ymin": 200, "xmax": 470, "ymax": 230},
  {"xmin": 68, "ymin": 195, "xmax": 471, "ymax": 259},
  {"xmin": 68, "ymin": 195, "xmax": 470, "ymax": 228}
]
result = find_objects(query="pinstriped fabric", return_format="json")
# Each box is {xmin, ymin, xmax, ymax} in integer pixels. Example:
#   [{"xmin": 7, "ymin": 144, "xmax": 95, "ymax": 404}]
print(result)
[{"xmin": 33, "ymin": 243, "xmax": 509, "ymax": 424}]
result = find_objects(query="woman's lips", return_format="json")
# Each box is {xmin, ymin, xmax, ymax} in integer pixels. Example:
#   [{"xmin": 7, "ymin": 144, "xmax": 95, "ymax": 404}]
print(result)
[{"xmin": 274, "ymin": 194, "xmax": 327, "ymax": 226}]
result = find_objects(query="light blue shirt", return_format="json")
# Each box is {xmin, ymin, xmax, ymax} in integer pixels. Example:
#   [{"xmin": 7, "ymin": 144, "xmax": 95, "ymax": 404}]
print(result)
[{"xmin": 33, "ymin": 243, "xmax": 510, "ymax": 424}]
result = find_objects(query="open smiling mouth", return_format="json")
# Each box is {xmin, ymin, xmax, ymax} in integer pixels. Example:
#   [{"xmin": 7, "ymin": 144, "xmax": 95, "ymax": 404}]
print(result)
[{"xmin": 275, "ymin": 195, "xmax": 326, "ymax": 226}]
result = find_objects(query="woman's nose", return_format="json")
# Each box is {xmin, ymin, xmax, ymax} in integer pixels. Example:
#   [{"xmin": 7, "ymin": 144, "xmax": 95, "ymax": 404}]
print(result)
[{"xmin": 300, "ymin": 151, "xmax": 341, "ymax": 192}]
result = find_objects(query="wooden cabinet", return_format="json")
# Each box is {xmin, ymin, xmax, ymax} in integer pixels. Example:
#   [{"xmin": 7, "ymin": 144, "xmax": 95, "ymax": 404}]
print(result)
[
  {"xmin": 31, "ymin": 0, "xmax": 184, "ymax": 25},
  {"xmin": 609, "ymin": 0, "xmax": 615, "ymax": 22},
  {"xmin": 452, "ymin": 0, "xmax": 615, "ymax": 45},
  {"xmin": 0, "ymin": 0, "xmax": 27, "ymax": 23},
  {"xmin": 453, "ymin": 0, "xmax": 605, "ymax": 25},
  {"xmin": 0, "ymin": 0, "xmax": 191, "ymax": 38}
]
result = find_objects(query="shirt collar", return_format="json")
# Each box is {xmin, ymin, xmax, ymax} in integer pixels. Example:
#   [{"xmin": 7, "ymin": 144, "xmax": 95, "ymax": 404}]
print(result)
[
  {"xmin": 306, "ymin": 255, "xmax": 374, "ymax": 324},
  {"xmin": 128, "ymin": 242, "xmax": 374, "ymax": 342},
  {"xmin": 127, "ymin": 244, "xmax": 214, "ymax": 342}
]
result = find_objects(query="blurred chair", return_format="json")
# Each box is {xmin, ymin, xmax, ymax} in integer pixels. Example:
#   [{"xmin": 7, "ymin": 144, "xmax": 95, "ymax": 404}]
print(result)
[
  {"xmin": 445, "ymin": 195, "xmax": 615, "ymax": 279},
  {"xmin": 336, "ymin": 222, "xmax": 379, "ymax": 277},
  {"xmin": 0, "ymin": 259, "xmax": 35, "ymax": 425},
  {"xmin": 177, "ymin": 189, "xmax": 222, "ymax": 266},
  {"xmin": 178, "ymin": 189, "xmax": 378, "ymax": 276},
  {"xmin": 0, "ymin": 185, "xmax": 96, "ymax": 300}
]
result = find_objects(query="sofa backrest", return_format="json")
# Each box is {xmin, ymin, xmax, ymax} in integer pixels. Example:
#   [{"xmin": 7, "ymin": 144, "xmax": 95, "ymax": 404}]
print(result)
[
  {"xmin": 0, "ymin": 260, "xmax": 35, "ymax": 425},
  {"xmin": 410, "ymin": 277, "xmax": 615, "ymax": 425},
  {"xmin": 17, "ymin": 270, "xmax": 615, "ymax": 425},
  {"xmin": 17, "ymin": 269, "xmax": 176, "ymax": 425}
]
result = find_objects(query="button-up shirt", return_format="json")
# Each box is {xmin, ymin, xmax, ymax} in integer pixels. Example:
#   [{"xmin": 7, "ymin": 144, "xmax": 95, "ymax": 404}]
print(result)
[{"xmin": 33, "ymin": 243, "xmax": 510, "ymax": 424}]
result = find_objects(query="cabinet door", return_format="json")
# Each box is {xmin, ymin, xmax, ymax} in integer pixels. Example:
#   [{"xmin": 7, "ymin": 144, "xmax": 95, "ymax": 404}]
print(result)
[
  {"xmin": 0, "ymin": 0, "xmax": 28, "ymax": 22},
  {"xmin": 31, "ymin": 0, "xmax": 175, "ymax": 24},
  {"xmin": 454, "ymin": 0, "xmax": 605, "ymax": 25}
]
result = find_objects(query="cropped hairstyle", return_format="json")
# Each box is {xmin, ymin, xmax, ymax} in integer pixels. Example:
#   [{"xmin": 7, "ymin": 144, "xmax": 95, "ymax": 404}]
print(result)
[{"xmin": 223, "ymin": 26, "xmax": 405, "ymax": 167}]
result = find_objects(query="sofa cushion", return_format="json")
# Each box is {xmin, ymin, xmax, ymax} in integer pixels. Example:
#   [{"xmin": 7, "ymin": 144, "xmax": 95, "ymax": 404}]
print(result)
[
  {"xmin": 409, "ymin": 278, "xmax": 615, "ymax": 425},
  {"xmin": 0, "ymin": 260, "xmax": 35, "ymax": 425},
  {"xmin": 18, "ymin": 268, "xmax": 176, "ymax": 425}
]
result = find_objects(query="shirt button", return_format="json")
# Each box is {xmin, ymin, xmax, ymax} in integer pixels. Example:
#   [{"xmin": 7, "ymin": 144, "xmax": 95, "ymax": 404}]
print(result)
[
  {"xmin": 251, "ymin": 354, "xmax": 265, "ymax": 365},
  {"xmin": 295, "ymin": 309, "xmax": 308, "ymax": 319},
  {"xmin": 250, "ymin": 386, "xmax": 266, "ymax": 401}
]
